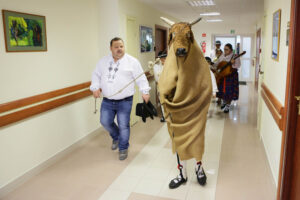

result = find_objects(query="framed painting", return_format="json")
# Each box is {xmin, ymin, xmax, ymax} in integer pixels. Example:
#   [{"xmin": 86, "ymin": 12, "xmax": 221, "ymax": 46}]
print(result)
[
  {"xmin": 271, "ymin": 9, "xmax": 281, "ymax": 61},
  {"xmin": 140, "ymin": 25, "xmax": 153, "ymax": 53},
  {"xmin": 2, "ymin": 10, "xmax": 47, "ymax": 52}
]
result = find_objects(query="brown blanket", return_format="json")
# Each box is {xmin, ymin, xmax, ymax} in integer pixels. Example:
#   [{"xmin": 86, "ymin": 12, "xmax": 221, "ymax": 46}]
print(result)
[{"xmin": 158, "ymin": 41, "xmax": 212, "ymax": 161}]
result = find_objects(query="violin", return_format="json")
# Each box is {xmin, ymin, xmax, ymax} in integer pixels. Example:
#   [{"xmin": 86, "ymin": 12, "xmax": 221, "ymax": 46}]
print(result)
[{"xmin": 214, "ymin": 51, "xmax": 246, "ymax": 84}]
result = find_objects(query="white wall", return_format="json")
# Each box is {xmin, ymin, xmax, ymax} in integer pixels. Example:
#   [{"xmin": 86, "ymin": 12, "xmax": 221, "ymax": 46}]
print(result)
[
  {"xmin": 257, "ymin": 0, "xmax": 291, "ymax": 186},
  {"xmin": 118, "ymin": 0, "xmax": 178, "ymax": 103},
  {"xmin": 0, "ymin": 0, "xmax": 100, "ymax": 189}
]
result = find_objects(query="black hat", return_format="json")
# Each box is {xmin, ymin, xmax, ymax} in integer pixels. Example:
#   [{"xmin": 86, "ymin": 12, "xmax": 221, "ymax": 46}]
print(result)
[
  {"xmin": 158, "ymin": 50, "xmax": 167, "ymax": 58},
  {"xmin": 136, "ymin": 100, "xmax": 158, "ymax": 122},
  {"xmin": 215, "ymin": 40, "xmax": 221, "ymax": 45}
]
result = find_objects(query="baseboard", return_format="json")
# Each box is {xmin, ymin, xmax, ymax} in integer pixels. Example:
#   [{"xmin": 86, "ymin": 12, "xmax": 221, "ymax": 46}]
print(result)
[{"xmin": 0, "ymin": 127, "xmax": 104, "ymax": 198}]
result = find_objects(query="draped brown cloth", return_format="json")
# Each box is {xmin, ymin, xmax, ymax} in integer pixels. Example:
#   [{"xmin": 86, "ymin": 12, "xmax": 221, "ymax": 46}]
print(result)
[{"xmin": 158, "ymin": 41, "xmax": 212, "ymax": 161}]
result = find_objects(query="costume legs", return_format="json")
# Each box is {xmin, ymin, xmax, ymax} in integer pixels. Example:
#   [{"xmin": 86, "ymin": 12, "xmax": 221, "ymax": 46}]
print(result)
[{"xmin": 169, "ymin": 154, "xmax": 207, "ymax": 189}]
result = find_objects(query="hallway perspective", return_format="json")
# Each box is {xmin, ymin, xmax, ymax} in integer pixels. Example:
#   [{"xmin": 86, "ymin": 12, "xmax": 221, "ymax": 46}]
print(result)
[{"xmin": 1, "ymin": 84, "xmax": 276, "ymax": 200}]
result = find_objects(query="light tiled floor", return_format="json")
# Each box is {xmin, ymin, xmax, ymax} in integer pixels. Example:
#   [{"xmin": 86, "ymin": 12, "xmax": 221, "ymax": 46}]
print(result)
[{"xmin": 1, "ymin": 84, "xmax": 276, "ymax": 200}]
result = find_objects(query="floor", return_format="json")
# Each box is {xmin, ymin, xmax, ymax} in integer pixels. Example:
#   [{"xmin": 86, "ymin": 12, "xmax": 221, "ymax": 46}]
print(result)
[{"xmin": 1, "ymin": 84, "xmax": 276, "ymax": 200}]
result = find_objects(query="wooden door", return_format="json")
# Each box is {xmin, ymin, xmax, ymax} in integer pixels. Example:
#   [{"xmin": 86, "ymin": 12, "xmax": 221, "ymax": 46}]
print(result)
[
  {"xmin": 278, "ymin": 0, "xmax": 300, "ymax": 199},
  {"xmin": 255, "ymin": 29, "xmax": 261, "ymax": 90},
  {"xmin": 155, "ymin": 25, "xmax": 168, "ymax": 58}
]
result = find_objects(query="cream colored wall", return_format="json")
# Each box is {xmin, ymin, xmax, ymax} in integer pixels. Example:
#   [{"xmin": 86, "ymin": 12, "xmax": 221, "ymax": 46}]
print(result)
[
  {"xmin": 257, "ymin": 0, "xmax": 291, "ymax": 186},
  {"xmin": 0, "ymin": 0, "xmax": 100, "ymax": 189},
  {"xmin": 118, "ymin": 0, "xmax": 178, "ymax": 104}
]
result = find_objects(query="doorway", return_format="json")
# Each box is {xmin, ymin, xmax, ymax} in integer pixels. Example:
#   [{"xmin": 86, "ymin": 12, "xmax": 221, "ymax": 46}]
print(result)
[
  {"xmin": 155, "ymin": 25, "xmax": 168, "ymax": 58},
  {"xmin": 213, "ymin": 35, "xmax": 253, "ymax": 83}
]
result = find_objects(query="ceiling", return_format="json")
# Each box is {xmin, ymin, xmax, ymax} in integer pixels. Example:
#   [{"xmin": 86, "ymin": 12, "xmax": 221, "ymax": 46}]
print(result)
[{"xmin": 138, "ymin": 0, "xmax": 264, "ymax": 26}]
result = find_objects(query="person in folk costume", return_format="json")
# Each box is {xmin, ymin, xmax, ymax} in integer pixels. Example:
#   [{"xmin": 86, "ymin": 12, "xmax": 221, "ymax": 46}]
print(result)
[
  {"xmin": 153, "ymin": 50, "xmax": 167, "ymax": 122},
  {"xmin": 158, "ymin": 17, "xmax": 212, "ymax": 189},
  {"xmin": 210, "ymin": 40, "xmax": 223, "ymax": 63},
  {"xmin": 213, "ymin": 43, "xmax": 241, "ymax": 113}
]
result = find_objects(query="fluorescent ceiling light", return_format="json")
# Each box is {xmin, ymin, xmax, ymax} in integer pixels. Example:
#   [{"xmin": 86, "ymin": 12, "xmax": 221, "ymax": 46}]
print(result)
[
  {"xmin": 187, "ymin": 0, "xmax": 215, "ymax": 7},
  {"xmin": 206, "ymin": 19, "xmax": 223, "ymax": 22},
  {"xmin": 200, "ymin": 12, "xmax": 220, "ymax": 16}
]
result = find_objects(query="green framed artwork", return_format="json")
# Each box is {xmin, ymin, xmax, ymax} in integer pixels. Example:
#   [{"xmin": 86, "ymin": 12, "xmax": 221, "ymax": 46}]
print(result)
[{"xmin": 2, "ymin": 10, "xmax": 47, "ymax": 52}]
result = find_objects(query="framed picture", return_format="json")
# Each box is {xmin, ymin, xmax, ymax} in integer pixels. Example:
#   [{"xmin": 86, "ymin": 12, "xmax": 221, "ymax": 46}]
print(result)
[
  {"xmin": 2, "ymin": 10, "xmax": 47, "ymax": 52},
  {"xmin": 140, "ymin": 25, "xmax": 153, "ymax": 53},
  {"xmin": 272, "ymin": 9, "xmax": 281, "ymax": 61}
]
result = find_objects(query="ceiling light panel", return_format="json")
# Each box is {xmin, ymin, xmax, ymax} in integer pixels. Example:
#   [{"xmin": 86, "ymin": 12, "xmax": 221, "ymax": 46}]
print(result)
[
  {"xmin": 206, "ymin": 19, "xmax": 223, "ymax": 22},
  {"xmin": 187, "ymin": 0, "xmax": 216, "ymax": 7},
  {"xmin": 200, "ymin": 12, "xmax": 220, "ymax": 16}
]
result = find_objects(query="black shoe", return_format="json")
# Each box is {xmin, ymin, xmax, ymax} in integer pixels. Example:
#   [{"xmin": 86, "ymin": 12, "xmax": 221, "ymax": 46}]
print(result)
[
  {"xmin": 119, "ymin": 149, "xmax": 128, "ymax": 160},
  {"xmin": 223, "ymin": 104, "xmax": 230, "ymax": 113},
  {"xmin": 220, "ymin": 103, "xmax": 226, "ymax": 110},
  {"xmin": 160, "ymin": 117, "xmax": 165, "ymax": 122},
  {"xmin": 196, "ymin": 165, "xmax": 207, "ymax": 186},
  {"xmin": 111, "ymin": 140, "xmax": 118, "ymax": 150},
  {"xmin": 169, "ymin": 175, "xmax": 187, "ymax": 189}
]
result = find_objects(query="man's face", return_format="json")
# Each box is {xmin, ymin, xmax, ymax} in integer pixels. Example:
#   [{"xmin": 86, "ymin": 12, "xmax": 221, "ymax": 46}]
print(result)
[
  {"xmin": 110, "ymin": 40, "xmax": 125, "ymax": 60},
  {"xmin": 216, "ymin": 44, "xmax": 221, "ymax": 49}
]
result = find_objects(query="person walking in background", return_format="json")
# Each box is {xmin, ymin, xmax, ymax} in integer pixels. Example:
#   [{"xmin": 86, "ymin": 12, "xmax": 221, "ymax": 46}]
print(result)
[
  {"xmin": 90, "ymin": 37, "xmax": 151, "ymax": 160},
  {"xmin": 153, "ymin": 50, "xmax": 167, "ymax": 122}
]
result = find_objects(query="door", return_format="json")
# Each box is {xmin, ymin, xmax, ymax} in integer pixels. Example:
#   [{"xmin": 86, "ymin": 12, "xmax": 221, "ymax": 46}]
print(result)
[
  {"xmin": 279, "ymin": 0, "xmax": 300, "ymax": 199},
  {"xmin": 126, "ymin": 16, "xmax": 140, "ymax": 126},
  {"xmin": 255, "ymin": 29, "xmax": 261, "ymax": 90},
  {"xmin": 155, "ymin": 25, "xmax": 168, "ymax": 58}
]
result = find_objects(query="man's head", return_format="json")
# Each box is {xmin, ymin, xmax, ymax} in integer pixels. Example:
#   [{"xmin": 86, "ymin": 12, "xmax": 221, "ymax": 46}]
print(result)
[
  {"xmin": 158, "ymin": 50, "xmax": 167, "ymax": 65},
  {"xmin": 110, "ymin": 37, "xmax": 125, "ymax": 60},
  {"xmin": 215, "ymin": 40, "xmax": 221, "ymax": 49}
]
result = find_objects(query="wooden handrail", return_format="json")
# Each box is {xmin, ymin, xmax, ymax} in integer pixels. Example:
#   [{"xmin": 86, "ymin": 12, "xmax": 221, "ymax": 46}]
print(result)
[
  {"xmin": 261, "ymin": 83, "xmax": 284, "ymax": 130},
  {"xmin": 0, "ymin": 82, "xmax": 91, "ymax": 114},
  {"xmin": 261, "ymin": 83, "xmax": 284, "ymax": 115},
  {"xmin": 0, "ymin": 82, "xmax": 92, "ymax": 128}
]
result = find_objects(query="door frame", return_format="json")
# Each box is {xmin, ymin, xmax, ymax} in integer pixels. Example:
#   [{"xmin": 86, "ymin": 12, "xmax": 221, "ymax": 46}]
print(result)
[
  {"xmin": 277, "ymin": 0, "xmax": 300, "ymax": 199},
  {"xmin": 255, "ymin": 28, "xmax": 262, "ymax": 91},
  {"xmin": 155, "ymin": 24, "xmax": 168, "ymax": 58}
]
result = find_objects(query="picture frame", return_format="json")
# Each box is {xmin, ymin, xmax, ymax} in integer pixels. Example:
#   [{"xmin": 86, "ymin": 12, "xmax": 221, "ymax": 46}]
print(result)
[
  {"xmin": 2, "ymin": 10, "xmax": 47, "ymax": 52},
  {"xmin": 271, "ymin": 9, "xmax": 281, "ymax": 61},
  {"xmin": 140, "ymin": 25, "xmax": 153, "ymax": 53}
]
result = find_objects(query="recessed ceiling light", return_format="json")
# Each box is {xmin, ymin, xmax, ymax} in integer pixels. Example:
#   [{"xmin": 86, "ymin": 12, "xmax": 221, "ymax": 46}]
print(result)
[
  {"xmin": 187, "ymin": 0, "xmax": 216, "ymax": 7},
  {"xmin": 206, "ymin": 19, "xmax": 223, "ymax": 22},
  {"xmin": 200, "ymin": 12, "xmax": 220, "ymax": 16}
]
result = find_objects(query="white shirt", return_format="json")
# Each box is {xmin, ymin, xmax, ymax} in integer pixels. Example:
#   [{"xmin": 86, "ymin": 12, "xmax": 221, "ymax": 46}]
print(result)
[
  {"xmin": 213, "ymin": 52, "xmax": 241, "ymax": 69},
  {"xmin": 90, "ymin": 53, "xmax": 151, "ymax": 100},
  {"xmin": 210, "ymin": 48, "xmax": 221, "ymax": 61},
  {"xmin": 153, "ymin": 62, "xmax": 163, "ymax": 82}
]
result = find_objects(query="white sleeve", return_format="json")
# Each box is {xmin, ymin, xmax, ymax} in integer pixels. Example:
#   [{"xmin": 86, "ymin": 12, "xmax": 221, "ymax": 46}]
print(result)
[
  {"xmin": 132, "ymin": 60, "xmax": 151, "ymax": 94},
  {"xmin": 232, "ymin": 57, "xmax": 241, "ymax": 69},
  {"xmin": 210, "ymin": 71, "xmax": 218, "ymax": 95},
  {"xmin": 90, "ymin": 62, "xmax": 101, "ymax": 92}
]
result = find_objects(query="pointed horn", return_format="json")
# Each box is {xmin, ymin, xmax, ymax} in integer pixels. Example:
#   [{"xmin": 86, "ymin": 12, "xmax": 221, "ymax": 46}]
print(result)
[
  {"xmin": 190, "ymin": 17, "xmax": 202, "ymax": 26},
  {"xmin": 160, "ymin": 17, "xmax": 175, "ymax": 26}
]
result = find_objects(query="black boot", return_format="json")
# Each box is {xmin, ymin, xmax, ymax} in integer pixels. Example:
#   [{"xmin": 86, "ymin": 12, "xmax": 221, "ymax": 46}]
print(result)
[
  {"xmin": 160, "ymin": 117, "xmax": 165, "ymax": 122},
  {"xmin": 169, "ymin": 173, "xmax": 187, "ymax": 189},
  {"xmin": 195, "ymin": 163, "xmax": 207, "ymax": 186}
]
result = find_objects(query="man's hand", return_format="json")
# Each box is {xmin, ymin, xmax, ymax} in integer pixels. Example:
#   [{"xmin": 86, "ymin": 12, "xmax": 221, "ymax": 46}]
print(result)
[
  {"xmin": 142, "ymin": 94, "xmax": 150, "ymax": 103},
  {"xmin": 230, "ymin": 59, "xmax": 235, "ymax": 64},
  {"xmin": 93, "ymin": 89, "xmax": 101, "ymax": 98}
]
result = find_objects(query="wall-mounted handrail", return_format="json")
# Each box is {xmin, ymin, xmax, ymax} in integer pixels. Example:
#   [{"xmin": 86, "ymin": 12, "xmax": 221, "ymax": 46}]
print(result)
[
  {"xmin": 0, "ymin": 82, "xmax": 92, "ymax": 128},
  {"xmin": 261, "ymin": 82, "xmax": 284, "ymax": 130}
]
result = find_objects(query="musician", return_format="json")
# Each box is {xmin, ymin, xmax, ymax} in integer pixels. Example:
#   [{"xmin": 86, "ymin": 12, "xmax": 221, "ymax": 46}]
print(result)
[
  {"xmin": 213, "ymin": 43, "xmax": 241, "ymax": 113},
  {"xmin": 153, "ymin": 50, "xmax": 167, "ymax": 122},
  {"xmin": 210, "ymin": 40, "xmax": 223, "ymax": 62}
]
